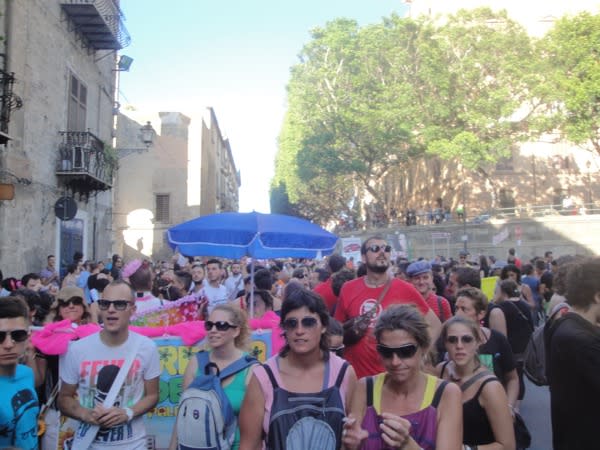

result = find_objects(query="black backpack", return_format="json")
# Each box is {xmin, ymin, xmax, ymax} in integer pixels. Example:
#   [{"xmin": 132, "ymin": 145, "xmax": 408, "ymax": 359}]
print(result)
[
  {"xmin": 523, "ymin": 303, "xmax": 569, "ymax": 386},
  {"xmin": 262, "ymin": 361, "xmax": 348, "ymax": 450}
]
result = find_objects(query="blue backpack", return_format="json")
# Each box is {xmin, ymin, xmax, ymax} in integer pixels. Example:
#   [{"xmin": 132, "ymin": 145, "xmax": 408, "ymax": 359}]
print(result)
[{"xmin": 176, "ymin": 351, "xmax": 257, "ymax": 450}]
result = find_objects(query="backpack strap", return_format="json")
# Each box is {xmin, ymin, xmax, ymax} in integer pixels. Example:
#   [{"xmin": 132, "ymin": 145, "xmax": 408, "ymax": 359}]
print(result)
[
  {"xmin": 366, "ymin": 376, "xmax": 374, "ymax": 407},
  {"xmin": 262, "ymin": 363, "xmax": 280, "ymax": 389},
  {"xmin": 333, "ymin": 361, "xmax": 349, "ymax": 388},
  {"xmin": 196, "ymin": 351, "xmax": 216, "ymax": 376},
  {"xmin": 440, "ymin": 360, "xmax": 450, "ymax": 378},
  {"xmin": 471, "ymin": 377, "xmax": 499, "ymax": 400},
  {"xmin": 431, "ymin": 380, "xmax": 448, "ymax": 409},
  {"xmin": 219, "ymin": 354, "xmax": 258, "ymax": 380},
  {"xmin": 460, "ymin": 370, "xmax": 493, "ymax": 392}
]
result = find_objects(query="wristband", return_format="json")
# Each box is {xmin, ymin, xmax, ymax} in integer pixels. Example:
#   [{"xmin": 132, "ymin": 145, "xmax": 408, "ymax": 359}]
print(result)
[{"xmin": 124, "ymin": 407, "xmax": 134, "ymax": 421}]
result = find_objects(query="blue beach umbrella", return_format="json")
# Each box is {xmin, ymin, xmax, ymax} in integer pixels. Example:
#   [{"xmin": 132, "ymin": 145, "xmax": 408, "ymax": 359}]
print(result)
[
  {"xmin": 167, "ymin": 211, "xmax": 338, "ymax": 259},
  {"xmin": 167, "ymin": 212, "xmax": 339, "ymax": 317}
]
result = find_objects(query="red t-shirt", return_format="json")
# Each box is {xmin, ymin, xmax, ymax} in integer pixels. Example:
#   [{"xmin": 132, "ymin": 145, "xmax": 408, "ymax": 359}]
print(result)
[
  {"xmin": 314, "ymin": 279, "xmax": 337, "ymax": 314},
  {"xmin": 424, "ymin": 291, "xmax": 452, "ymax": 323},
  {"xmin": 334, "ymin": 277, "xmax": 430, "ymax": 378}
]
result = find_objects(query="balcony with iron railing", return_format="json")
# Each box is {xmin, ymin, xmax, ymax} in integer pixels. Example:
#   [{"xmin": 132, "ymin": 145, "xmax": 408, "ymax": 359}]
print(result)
[
  {"xmin": 61, "ymin": 0, "xmax": 131, "ymax": 50},
  {"xmin": 55, "ymin": 130, "xmax": 116, "ymax": 195}
]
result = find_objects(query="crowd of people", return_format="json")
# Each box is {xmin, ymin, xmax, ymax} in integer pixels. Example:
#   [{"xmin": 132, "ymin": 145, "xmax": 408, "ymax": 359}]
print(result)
[{"xmin": 0, "ymin": 238, "xmax": 597, "ymax": 450}]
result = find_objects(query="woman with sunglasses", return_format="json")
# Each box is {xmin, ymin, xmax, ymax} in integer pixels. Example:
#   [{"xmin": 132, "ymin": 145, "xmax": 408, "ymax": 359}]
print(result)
[
  {"xmin": 35, "ymin": 286, "xmax": 94, "ymax": 450},
  {"xmin": 437, "ymin": 316, "xmax": 515, "ymax": 450},
  {"xmin": 239, "ymin": 287, "xmax": 357, "ymax": 450},
  {"xmin": 342, "ymin": 305, "xmax": 462, "ymax": 450},
  {"xmin": 170, "ymin": 303, "xmax": 255, "ymax": 450}
]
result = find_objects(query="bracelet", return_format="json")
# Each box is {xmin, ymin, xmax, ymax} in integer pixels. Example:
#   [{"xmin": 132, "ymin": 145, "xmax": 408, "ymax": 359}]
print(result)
[{"xmin": 124, "ymin": 407, "xmax": 134, "ymax": 421}]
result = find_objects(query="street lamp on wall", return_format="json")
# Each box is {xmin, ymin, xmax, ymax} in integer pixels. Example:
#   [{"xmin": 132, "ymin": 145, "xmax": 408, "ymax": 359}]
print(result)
[{"xmin": 117, "ymin": 121, "xmax": 156, "ymax": 158}]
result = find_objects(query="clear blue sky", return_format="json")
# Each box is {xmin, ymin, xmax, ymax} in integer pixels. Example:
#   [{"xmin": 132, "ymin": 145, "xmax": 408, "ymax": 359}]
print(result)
[{"xmin": 119, "ymin": 0, "xmax": 408, "ymax": 213}]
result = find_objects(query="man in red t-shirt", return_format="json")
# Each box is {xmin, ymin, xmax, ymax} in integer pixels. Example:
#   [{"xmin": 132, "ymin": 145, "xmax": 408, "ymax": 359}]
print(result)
[
  {"xmin": 313, "ymin": 254, "xmax": 347, "ymax": 314},
  {"xmin": 334, "ymin": 236, "xmax": 441, "ymax": 378},
  {"xmin": 406, "ymin": 260, "xmax": 452, "ymax": 323}
]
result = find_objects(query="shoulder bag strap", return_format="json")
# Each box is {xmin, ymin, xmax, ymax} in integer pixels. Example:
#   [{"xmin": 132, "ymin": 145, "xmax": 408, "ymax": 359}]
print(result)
[
  {"xmin": 375, "ymin": 279, "xmax": 392, "ymax": 310},
  {"xmin": 436, "ymin": 296, "xmax": 445, "ymax": 322},
  {"xmin": 74, "ymin": 335, "xmax": 142, "ymax": 449},
  {"xmin": 460, "ymin": 370, "xmax": 493, "ymax": 392}
]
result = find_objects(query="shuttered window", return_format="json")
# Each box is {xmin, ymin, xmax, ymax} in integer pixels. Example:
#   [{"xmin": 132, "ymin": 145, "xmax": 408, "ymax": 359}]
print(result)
[{"xmin": 155, "ymin": 194, "xmax": 170, "ymax": 223}]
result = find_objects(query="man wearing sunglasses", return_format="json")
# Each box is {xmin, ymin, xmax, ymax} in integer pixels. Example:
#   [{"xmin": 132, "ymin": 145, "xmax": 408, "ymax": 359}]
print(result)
[
  {"xmin": 58, "ymin": 280, "xmax": 160, "ymax": 449},
  {"xmin": 0, "ymin": 296, "xmax": 39, "ymax": 450},
  {"xmin": 335, "ymin": 236, "xmax": 442, "ymax": 378}
]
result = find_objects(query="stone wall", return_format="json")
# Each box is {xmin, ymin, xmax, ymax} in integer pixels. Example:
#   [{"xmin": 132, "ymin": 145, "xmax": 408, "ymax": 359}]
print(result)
[
  {"xmin": 0, "ymin": 1, "xmax": 116, "ymax": 275},
  {"xmin": 341, "ymin": 214, "xmax": 600, "ymax": 262}
]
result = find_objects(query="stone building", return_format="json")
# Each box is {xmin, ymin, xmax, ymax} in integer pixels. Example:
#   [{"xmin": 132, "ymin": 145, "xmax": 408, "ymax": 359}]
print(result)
[
  {"xmin": 113, "ymin": 108, "xmax": 240, "ymax": 261},
  {"xmin": 200, "ymin": 107, "xmax": 240, "ymax": 215},
  {"xmin": 0, "ymin": 0, "xmax": 128, "ymax": 276}
]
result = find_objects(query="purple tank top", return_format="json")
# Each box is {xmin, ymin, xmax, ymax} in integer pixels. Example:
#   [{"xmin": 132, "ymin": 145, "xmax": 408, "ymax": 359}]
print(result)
[{"xmin": 360, "ymin": 374, "xmax": 446, "ymax": 450}]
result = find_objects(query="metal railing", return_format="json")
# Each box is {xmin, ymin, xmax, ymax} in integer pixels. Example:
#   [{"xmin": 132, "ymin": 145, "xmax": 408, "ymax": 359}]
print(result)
[
  {"xmin": 56, "ymin": 131, "xmax": 115, "ymax": 185},
  {"xmin": 61, "ymin": 0, "xmax": 131, "ymax": 49}
]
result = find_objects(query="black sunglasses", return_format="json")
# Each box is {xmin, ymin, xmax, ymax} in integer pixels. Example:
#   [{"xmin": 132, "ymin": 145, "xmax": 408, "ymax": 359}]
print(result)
[
  {"xmin": 376, "ymin": 343, "xmax": 418, "ymax": 359},
  {"xmin": 204, "ymin": 321, "xmax": 237, "ymax": 332},
  {"xmin": 367, "ymin": 244, "xmax": 392, "ymax": 253},
  {"xmin": 281, "ymin": 316, "xmax": 319, "ymax": 330},
  {"xmin": 0, "ymin": 329, "xmax": 29, "ymax": 343},
  {"xmin": 58, "ymin": 297, "xmax": 84, "ymax": 308},
  {"xmin": 295, "ymin": 274, "xmax": 306, "ymax": 279},
  {"xmin": 446, "ymin": 335, "xmax": 476, "ymax": 345},
  {"xmin": 330, "ymin": 345, "xmax": 345, "ymax": 357},
  {"xmin": 97, "ymin": 299, "xmax": 132, "ymax": 311}
]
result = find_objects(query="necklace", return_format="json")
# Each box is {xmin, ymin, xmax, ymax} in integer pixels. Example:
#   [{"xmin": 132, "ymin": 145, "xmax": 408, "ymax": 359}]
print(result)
[{"xmin": 365, "ymin": 276, "xmax": 389, "ymax": 288}]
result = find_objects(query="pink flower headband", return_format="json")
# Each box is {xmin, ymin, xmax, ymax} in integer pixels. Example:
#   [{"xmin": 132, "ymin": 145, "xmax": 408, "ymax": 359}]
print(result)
[{"xmin": 122, "ymin": 259, "xmax": 143, "ymax": 279}]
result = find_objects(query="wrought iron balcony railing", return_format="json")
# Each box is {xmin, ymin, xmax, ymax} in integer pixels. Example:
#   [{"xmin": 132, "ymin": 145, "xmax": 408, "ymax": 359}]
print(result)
[{"xmin": 56, "ymin": 130, "xmax": 116, "ymax": 194}]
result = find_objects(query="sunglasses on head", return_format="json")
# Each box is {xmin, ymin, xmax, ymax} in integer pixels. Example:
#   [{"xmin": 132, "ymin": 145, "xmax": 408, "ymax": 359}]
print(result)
[
  {"xmin": 367, "ymin": 244, "xmax": 392, "ymax": 254},
  {"xmin": 58, "ymin": 297, "xmax": 84, "ymax": 308},
  {"xmin": 446, "ymin": 335, "xmax": 475, "ymax": 345},
  {"xmin": 0, "ymin": 329, "xmax": 29, "ymax": 343},
  {"xmin": 281, "ymin": 316, "xmax": 319, "ymax": 330},
  {"xmin": 204, "ymin": 321, "xmax": 237, "ymax": 332},
  {"xmin": 376, "ymin": 343, "xmax": 418, "ymax": 359},
  {"xmin": 97, "ymin": 299, "xmax": 132, "ymax": 311}
]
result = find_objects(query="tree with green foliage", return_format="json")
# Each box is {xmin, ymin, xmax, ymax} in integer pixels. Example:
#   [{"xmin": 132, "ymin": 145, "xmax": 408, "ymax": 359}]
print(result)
[
  {"xmin": 272, "ymin": 8, "xmax": 540, "ymax": 222},
  {"xmin": 533, "ymin": 12, "xmax": 600, "ymax": 154}
]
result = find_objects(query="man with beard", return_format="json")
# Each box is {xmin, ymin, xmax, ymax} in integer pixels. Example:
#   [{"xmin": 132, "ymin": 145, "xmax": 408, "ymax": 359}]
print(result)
[{"xmin": 334, "ymin": 235, "xmax": 441, "ymax": 378}]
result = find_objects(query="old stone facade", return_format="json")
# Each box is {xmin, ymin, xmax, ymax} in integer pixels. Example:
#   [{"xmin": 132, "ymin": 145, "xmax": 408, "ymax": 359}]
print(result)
[
  {"xmin": 0, "ymin": 0, "xmax": 126, "ymax": 276},
  {"xmin": 113, "ymin": 108, "xmax": 240, "ymax": 261},
  {"xmin": 200, "ymin": 107, "xmax": 240, "ymax": 215},
  {"xmin": 377, "ymin": 138, "xmax": 600, "ymax": 224}
]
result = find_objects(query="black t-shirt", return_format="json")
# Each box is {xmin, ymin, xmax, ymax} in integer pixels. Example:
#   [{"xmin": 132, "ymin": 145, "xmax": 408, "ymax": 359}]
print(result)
[
  {"xmin": 479, "ymin": 329, "xmax": 516, "ymax": 384},
  {"xmin": 547, "ymin": 313, "xmax": 600, "ymax": 450},
  {"xmin": 493, "ymin": 300, "xmax": 534, "ymax": 355}
]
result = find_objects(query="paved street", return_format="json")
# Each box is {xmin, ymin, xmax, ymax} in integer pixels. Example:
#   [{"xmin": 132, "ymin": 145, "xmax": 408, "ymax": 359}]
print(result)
[{"xmin": 520, "ymin": 378, "xmax": 552, "ymax": 450}]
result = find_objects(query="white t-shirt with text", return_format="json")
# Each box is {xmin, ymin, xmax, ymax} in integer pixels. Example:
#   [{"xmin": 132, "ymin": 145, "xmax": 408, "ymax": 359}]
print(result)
[{"xmin": 60, "ymin": 331, "xmax": 160, "ymax": 449}]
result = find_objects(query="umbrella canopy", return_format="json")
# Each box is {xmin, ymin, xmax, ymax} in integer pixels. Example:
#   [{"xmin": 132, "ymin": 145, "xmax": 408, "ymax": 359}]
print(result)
[{"xmin": 167, "ymin": 211, "xmax": 338, "ymax": 259}]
